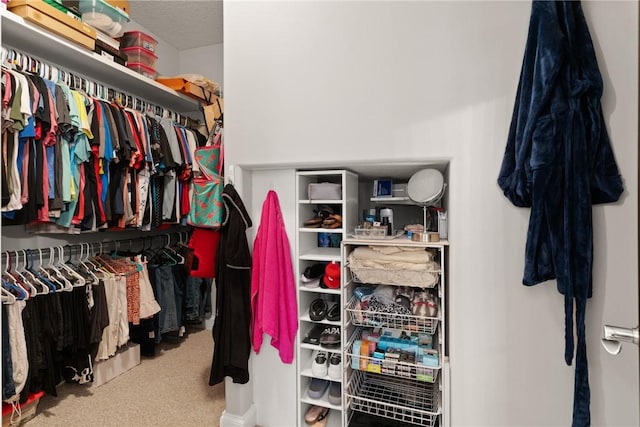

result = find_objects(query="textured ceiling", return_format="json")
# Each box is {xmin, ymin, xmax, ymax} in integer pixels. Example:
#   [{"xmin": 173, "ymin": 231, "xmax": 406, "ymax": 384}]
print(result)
[{"xmin": 128, "ymin": 0, "xmax": 223, "ymax": 50}]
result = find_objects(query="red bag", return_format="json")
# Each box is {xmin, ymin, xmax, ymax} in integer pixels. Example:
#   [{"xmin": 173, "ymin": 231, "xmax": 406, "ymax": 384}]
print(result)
[{"xmin": 188, "ymin": 227, "xmax": 220, "ymax": 278}]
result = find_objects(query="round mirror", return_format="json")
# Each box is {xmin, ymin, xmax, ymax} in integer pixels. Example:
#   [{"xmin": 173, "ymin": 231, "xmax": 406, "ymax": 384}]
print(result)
[{"xmin": 407, "ymin": 168, "xmax": 444, "ymax": 205}]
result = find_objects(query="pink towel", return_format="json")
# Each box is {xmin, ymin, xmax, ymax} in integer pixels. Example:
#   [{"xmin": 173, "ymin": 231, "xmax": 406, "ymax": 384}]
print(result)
[{"xmin": 251, "ymin": 190, "xmax": 298, "ymax": 363}]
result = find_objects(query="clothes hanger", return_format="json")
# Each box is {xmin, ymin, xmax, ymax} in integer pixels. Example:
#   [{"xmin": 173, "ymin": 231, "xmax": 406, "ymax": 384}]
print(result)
[
  {"xmin": 90, "ymin": 242, "xmax": 113, "ymax": 273},
  {"xmin": 4, "ymin": 252, "xmax": 34, "ymax": 299},
  {"xmin": 55, "ymin": 246, "xmax": 85, "ymax": 289},
  {"xmin": 36, "ymin": 249, "xmax": 65, "ymax": 292},
  {"xmin": 57, "ymin": 246, "xmax": 86, "ymax": 288},
  {"xmin": 1, "ymin": 281, "xmax": 17, "ymax": 304},
  {"xmin": 140, "ymin": 236, "xmax": 159, "ymax": 263},
  {"xmin": 11, "ymin": 250, "xmax": 38, "ymax": 297},
  {"xmin": 21, "ymin": 250, "xmax": 49, "ymax": 295},
  {"xmin": 163, "ymin": 234, "xmax": 184, "ymax": 264},
  {"xmin": 78, "ymin": 243, "xmax": 104, "ymax": 282},
  {"xmin": 46, "ymin": 247, "xmax": 73, "ymax": 292},
  {"xmin": 1, "ymin": 254, "xmax": 27, "ymax": 301},
  {"xmin": 1, "ymin": 253, "xmax": 23, "ymax": 301},
  {"xmin": 1, "ymin": 254, "xmax": 28, "ymax": 301},
  {"xmin": 27, "ymin": 249, "xmax": 58, "ymax": 293},
  {"xmin": 2, "ymin": 277, "xmax": 28, "ymax": 301}
]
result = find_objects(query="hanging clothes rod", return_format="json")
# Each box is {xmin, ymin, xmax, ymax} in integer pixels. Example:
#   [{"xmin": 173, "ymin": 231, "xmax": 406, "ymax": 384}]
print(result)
[
  {"xmin": 1, "ymin": 47, "xmax": 184, "ymax": 124},
  {"xmin": 1, "ymin": 232, "xmax": 191, "ymax": 267}
]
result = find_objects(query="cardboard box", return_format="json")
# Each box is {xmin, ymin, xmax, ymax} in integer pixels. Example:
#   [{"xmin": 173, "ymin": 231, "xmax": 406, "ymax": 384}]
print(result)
[
  {"xmin": 156, "ymin": 77, "xmax": 218, "ymax": 105},
  {"xmin": 9, "ymin": 0, "xmax": 96, "ymax": 50}
]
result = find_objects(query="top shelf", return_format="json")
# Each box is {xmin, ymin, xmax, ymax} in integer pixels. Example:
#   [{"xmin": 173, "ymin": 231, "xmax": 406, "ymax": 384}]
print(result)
[
  {"xmin": 369, "ymin": 196, "xmax": 414, "ymax": 205},
  {"xmin": 299, "ymin": 199, "xmax": 343, "ymax": 205},
  {"xmin": 1, "ymin": 9, "xmax": 201, "ymax": 114}
]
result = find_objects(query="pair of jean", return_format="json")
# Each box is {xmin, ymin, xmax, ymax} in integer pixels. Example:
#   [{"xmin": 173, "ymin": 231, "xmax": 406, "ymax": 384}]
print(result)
[
  {"xmin": 149, "ymin": 265, "xmax": 179, "ymax": 337},
  {"xmin": 171, "ymin": 265, "xmax": 186, "ymax": 329},
  {"xmin": 185, "ymin": 276, "xmax": 212, "ymax": 323}
]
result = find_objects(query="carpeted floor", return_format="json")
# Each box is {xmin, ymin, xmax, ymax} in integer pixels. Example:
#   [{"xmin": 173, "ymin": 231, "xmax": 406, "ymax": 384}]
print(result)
[{"xmin": 21, "ymin": 327, "xmax": 225, "ymax": 427}]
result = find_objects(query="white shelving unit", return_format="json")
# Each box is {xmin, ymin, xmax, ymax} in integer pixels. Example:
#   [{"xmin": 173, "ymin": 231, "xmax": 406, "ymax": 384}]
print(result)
[
  {"xmin": 296, "ymin": 170, "xmax": 358, "ymax": 427},
  {"xmin": 342, "ymin": 238, "xmax": 448, "ymax": 427},
  {"xmin": 1, "ymin": 8, "xmax": 201, "ymax": 116}
]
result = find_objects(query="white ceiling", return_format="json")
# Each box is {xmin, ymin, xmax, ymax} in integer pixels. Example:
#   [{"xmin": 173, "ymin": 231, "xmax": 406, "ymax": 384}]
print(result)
[{"xmin": 128, "ymin": 0, "xmax": 223, "ymax": 50}]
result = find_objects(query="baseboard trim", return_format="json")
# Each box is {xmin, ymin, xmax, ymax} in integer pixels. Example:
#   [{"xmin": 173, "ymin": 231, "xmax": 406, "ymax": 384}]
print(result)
[{"xmin": 219, "ymin": 404, "xmax": 256, "ymax": 427}]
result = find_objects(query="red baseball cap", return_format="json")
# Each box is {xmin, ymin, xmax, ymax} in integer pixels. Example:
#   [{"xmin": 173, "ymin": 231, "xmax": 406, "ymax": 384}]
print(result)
[{"xmin": 323, "ymin": 262, "xmax": 341, "ymax": 289}]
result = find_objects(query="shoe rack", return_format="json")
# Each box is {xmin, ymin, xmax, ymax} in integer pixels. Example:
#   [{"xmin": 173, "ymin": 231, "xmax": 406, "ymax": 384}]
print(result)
[
  {"xmin": 295, "ymin": 170, "xmax": 359, "ymax": 427},
  {"xmin": 342, "ymin": 238, "xmax": 448, "ymax": 427}
]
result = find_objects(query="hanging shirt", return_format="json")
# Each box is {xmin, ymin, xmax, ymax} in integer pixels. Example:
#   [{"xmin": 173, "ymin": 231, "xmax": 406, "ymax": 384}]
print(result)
[{"xmin": 497, "ymin": 2, "xmax": 624, "ymax": 425}]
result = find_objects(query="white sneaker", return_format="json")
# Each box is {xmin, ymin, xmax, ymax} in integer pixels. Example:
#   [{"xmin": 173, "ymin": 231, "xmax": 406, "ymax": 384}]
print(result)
[
  {"xmin": 312, "ymin": 350, "xmax": 328, "ymax": 377},
  {"xmin": 328, "ymin": 353, "xmax": 342, "ymax": 380}
]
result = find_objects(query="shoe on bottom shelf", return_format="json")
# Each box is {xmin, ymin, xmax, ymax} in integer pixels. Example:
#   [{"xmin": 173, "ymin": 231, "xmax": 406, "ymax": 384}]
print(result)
[
  {"xmin": 327, "ymin": 353, "xmax": 342, "ymax": 380},
  {"xmin": 328, "ymin": 381, "xmax": 341, "ymax": 406},
  {"xmin": 304, "ymin": 405, "xmax": 329, "ymax": 425},
  {"xmin": 307, "ymin": 378, "xmax": 330, "ymax": 399},
  {"xmin": 312, "ymin": 350, "xmax": 328, "ymax": 377}
]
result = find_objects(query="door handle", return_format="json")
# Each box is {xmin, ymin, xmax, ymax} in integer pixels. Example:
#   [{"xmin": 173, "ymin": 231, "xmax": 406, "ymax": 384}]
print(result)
[{"xmin": 601, "ymin": 324, "xmax": 639, "ymax": 355}]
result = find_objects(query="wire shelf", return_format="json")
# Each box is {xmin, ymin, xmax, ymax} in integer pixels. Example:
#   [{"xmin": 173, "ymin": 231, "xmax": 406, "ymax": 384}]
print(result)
[
  {"xmin": 346, "ymin": 328, "xmax": 440, "ymax": 383},
  {"xmin": 349, "ymin": 265, "xmax": 440, "ymax": 288},
  {"xmin": 346, "ymin": 370, "xmax": 440, "ymax": 426},
  {"xmin": 346, "ymin": 297, "xmax": 439, "ymax": 334}
]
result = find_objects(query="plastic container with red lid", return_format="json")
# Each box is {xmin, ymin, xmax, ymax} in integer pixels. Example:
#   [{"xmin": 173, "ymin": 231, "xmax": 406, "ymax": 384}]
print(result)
[
  {"xmin": 120, "ymin": 30, "xmax": 158, "ymax": 53},
  {"xmin": 127, "ymin": 62, "xmax": 157, "ymax": 80},
  {"xmin": 121, "ymin": 46, "xmax": 158, "ymax": 68}
]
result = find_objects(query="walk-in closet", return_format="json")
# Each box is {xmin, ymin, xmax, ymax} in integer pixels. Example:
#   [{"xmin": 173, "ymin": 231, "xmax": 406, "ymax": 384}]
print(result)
[{"xmin": 2, "ymin": 1, "xmax": 639, "ymax": 427}]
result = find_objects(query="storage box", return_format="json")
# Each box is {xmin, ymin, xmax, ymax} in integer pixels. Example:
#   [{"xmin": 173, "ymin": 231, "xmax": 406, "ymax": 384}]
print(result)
[
  {"xmin": 392, "ymin": 183, "xmax": 408, "ymax": 197},
  {"xmin": 126, "ymin": 62, "xmax": 156, "ymax": 79},
  {"xmin": 43, "ymin": 0, "xmax": 80, "ymax": 18},
  {"xmin": 77, "ymin": 0, "xmax": 128, "ymax": 37},
  {"xmin": 8, "ymin": 0, "xmax": 97, "ymax": 50},
  {"xmin": 156, "ymin": 77, "xmax": 217, "ymax": 105},
  {"xmin": 78, "ymin": 0, "xmax": 129, "ymax": 22},
  {"xmin": 120, "ymin": 46, "xmax": 157, "ymax": 68},
  {"xmin": 94, "ymin": 38, "xmax": 126, "ymax": 65},
  {"xmin": 354, "ymin": 226, "xmax": 387, "ymax": 240},
  {"xmin": 2, "ymin": 391, "xmax": 44, "ymax": 427},
  {"xmin": 373, "ymin": 179, "xmax": 393, "ymax": 197},
  {"xmin": 307, "ymin": 182, "xmax": 341, "ymax": 200},
  {"xmin": 120, "ymin": 30, "xmax": 158, "ymax": 53}
]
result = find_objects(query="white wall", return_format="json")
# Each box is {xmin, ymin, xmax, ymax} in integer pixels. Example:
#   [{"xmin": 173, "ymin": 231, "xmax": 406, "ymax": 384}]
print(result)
[
  {"xmin": 225, "ymin": 1, "xmax": 638, "ymax": 427},
  {"xmin": 180, "ymin": 43, "xmax": 224, "ymax": 89}
]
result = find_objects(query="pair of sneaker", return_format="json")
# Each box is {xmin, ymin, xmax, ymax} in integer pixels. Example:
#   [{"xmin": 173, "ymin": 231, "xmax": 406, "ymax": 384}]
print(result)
[
  {"xmin": 312, "ymin": 350, "xmax": 342, "ymax": 379},
  {"xmin": 307, "ymin": 378, "xmax": 341, "ymax": 406}
]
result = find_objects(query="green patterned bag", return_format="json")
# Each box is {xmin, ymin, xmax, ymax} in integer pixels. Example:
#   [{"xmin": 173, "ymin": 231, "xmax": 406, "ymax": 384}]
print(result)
[{"xmin": 188, "ymin": 144, "xmax": 223, "ymax": 228}]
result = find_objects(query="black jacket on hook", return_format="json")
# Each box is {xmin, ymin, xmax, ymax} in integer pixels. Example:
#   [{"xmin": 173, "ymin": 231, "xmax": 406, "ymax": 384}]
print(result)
[
  {"xmin": 498, "ymin": 1, "xmax": 623, "ymax": 426},
  {"xmin": 209, "ymin": 184, "xmax": 253, "ymax": 386}
]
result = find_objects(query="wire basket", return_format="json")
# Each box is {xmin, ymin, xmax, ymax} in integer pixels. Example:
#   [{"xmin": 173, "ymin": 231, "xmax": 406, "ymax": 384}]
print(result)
[
  {"xmin": 346, "ymin": 328, "xmax": 440, "ymax": 383},
  {"xmin": 346, "ymin": 297, "xmax": 439, "ymax": 334},
  {"xmin": 346, "ymin": 370, "xmax": 441, "ymax": 426}
]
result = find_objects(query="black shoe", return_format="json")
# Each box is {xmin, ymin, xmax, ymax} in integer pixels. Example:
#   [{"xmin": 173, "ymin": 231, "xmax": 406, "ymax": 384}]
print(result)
[
  {"xmin": 309, "ymin": 298, "xmax": 328, "ymax": 321},
  {"xmin": 319, "ymin": 326, "xmax": 341, "ymax": 348},
  {"xmin": 303, "ymin": 324, "xmax": 326, "ymax": 345},
  {"xmin": 326, "ymin": 303, "xmax": 340, "ymax": 322}
]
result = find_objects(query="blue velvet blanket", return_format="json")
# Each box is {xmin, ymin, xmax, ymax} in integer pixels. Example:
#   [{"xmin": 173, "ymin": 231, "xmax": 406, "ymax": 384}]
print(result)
[{"xmin": 498, "ymin": 1, "xmax": 624, "ymax": 426}]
